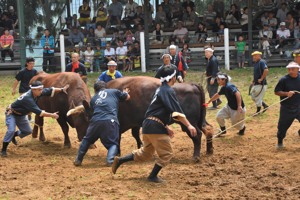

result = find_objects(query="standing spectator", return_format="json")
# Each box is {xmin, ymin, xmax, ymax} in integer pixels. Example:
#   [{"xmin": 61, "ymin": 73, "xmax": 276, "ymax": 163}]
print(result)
[
  {"xmin": 1, "ymin": 12, "xmax": 14, "ymax": 35},
  {"xmin": 171, "ymin": 21, "xmax": 189, "ymax": 44},
  {"xmin": 235, "ymin": 35, "xmax": 246, "ymax": 68},
  {"xmin": 40, "ymin": 29, "xmax": 55, "ymax": 72},
  {"xmin": 95, "ymin": 2, "xmax": 108, "ymax": 27},
  {"xmin": 98, "ymin": 60, "xmax": 123, "ymax": 83},
  {"xmin": 259, "ymin": 23, "xmax": 273, "ymax": 58},
  {"xmin": 111, "ymin": 66, "xmax": 197, "ymax": 183},
  {"xmin": 150, "ymin": 23, "xmax": 164, "ymax": 45},
  {"xmin": 94, "ymin": 23, "xmax": 106, "ymax": 45},
  {"xmin": 68, "ymin": 26, "xmax": 84, "ymax": 46},
  {"xmin": 274, "ymin": 61, "xmax": 300, "ymax": 149},
  {"xmin": 195, "ymin": 22, "xmax": 208, "ymax": 43},
  {"xmin": 250, "ymin": 51, "xmax": 269, "ymax": 115},
  {"xmin": 104, "ymin": 42, "xmax": 116, "ymax": 66},
  {"xmin": 205, "ymin": 48, "xmax": 221, "ymax": 109},
  {"xmin": 206, "ymin": 72, "xmax": 246, "ymax": 136},
  {"xmin": 155, "ymin": 5, "xmax": 168, "ymax": 27},
  {"xmin": 0, "ymin": 28, "xmax": 14, "ymax": 62},
  {"xmin": 116, "ymin": 39, "xmax": 128, "ymax": 70},
  {"xmin": 275, "ymin": 22, "xmax": 291, "ymax": 55},
  {"xmin": 169, "ymin": 45, "xmax": 187, "ymax": 83},
  {"xmin": 123, "ymin": 0, "xmax": 138, "ymax": 26},
  {"xmin": 182, "ymin": 0, "xmax": 195, "ymax": 12},
  {"xmin": 73, "ymin": 80, "xmax": 130, "ymax": 166},
  {"xmin": 225, "ymin": 4, "xmax": 241, "ymax": 25},
  {"xmin": 182, "ymin": 5, "xmax": 199, "ymax": 27},
  {"xmin": 107, "ymin": 0, "xmax": 123, "ymax": 27},
  {"xmin": 65, "ymin": 53, "xmax": 87, "ymax": 83},
  {"xmin": 78, "ymin": 0, "xmax": 91, "ymax": 26},
  {"xmin": 8, "ymin": 6, "xmax": 18, "ymax": 29},
  {"xmin": 12, "ymin": 57, "xmax": 38, "ymax": 122},
  {"xmin": 240, "ymin": 7, "xmax": 248, "ymax": 37},
  {"xmin": 181, "ymin": 43, "xmax": 192, "ymax": 65},
  {"xmin": 213, "ymin": 0, "xmax": 225, "ymax": 18},
  {"xmin": 203, "ymin": 4, "xmax": 217, "ymax": 27},
  {"xmin": 171, "ymin": 0, "xmax": 183, "ymax": 22},
  {"xmin": 276, "ymin": 2, "xmax": 289, "ymax": 23},
  {"xmin": 83, "ymin": 44, "xmax": 94, "ymax": 73}
]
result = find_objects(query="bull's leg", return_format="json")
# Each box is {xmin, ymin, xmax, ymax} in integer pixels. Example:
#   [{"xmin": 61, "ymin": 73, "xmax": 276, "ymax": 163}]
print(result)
[
  {"xmin": 32, "ymin": 115, "xmax": 45, "ymax": 142},
  {"xmin": 57, "ymin": 118, "xmax": 71, "ymax": 148},
  {"xmin": 182, "ymin": 124, "xmax": 202, "ymax": 162},
  {"xmin": 131, "ymin": 127, "xmax": 143, "ymax": 148},
  {"xmin": 39, "ymin": 117, "xmax": 45, "ymax": 142},
  {"xmin": 202, "ymin": 123, "xmax": 214, "ymax": 155}
]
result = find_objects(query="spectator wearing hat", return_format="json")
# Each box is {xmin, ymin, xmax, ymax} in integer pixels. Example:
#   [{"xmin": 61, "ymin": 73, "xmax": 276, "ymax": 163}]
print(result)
[
  {"xmin": 40, "ymin": 29, "xmax": 55, "ymax": 72},
  {"xmin": 98, "ymin": 60, "xmax": 123, "ymax": 83},
  {"xmin": 293, "ymin": 49, "xmax": 300, "ymax": 66},
  {"xmin": 274, "ymin": 61, "xmax": 300, "ymax": 149},
  {"xmin": 206, "ymin": 72, "xmax": 246, "ymax": 136},
  {"xmin": 205, "ymin": 47, "xmax": 222, "ymax": 110},
  {"xmin": 275, "ymin": 22, "xmax": 290, "ymax": 55},
  {"xmin": 250, "ymin": 51, "xmax": 269, "ymax": 115},
  {"xmin": 65, "ymin": 53, "xmax": 87, "ymax": 83},
  {"xmin": 0, "ymin": 28, "xmax": 14, "ymax": 62},
  {"xmin": 259, "ymin": 23, "xmax": 273, "ymax": 58}
]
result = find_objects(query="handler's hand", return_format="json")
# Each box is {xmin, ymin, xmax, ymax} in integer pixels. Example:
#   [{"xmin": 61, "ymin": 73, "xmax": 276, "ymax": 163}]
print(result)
[
  {"xmin": 52, "ymin": 112, "xmax": 59, "ymax": 119},
  {"xmin": 62, "ymin": 84, "xmax": 70, "ymax": 94},
  {"xmin": 210, "ymin": 78, "xmax": 215, "ymax": 85},
  {"xmin": 287, "ymin": 91, "xmax": 295, "ymax": 97},
  {"xmin": 123, "ymin": 87, "xmax": 130, "ymax": 93},
  {"xmin": 166, "ymin": 125, "xmax": 175, "ymax": 138},
  {"xmin": 188, "ymin": 125, "xmax": 197, "ymax": 137},
  {"xmin": 12, "ymin": 89, "xmax": 16, "ymax": 96},
  {"xmin": 238, "ymin": 106, "xmax": 243, "ymax": 113}
]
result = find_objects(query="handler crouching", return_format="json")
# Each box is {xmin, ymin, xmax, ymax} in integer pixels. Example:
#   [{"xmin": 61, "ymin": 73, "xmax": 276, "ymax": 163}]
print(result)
[
  {"xmin": 1, "ymin": 81, "xmax": 69, "ymax": 157},
  {"xmin": 111, "ymin": 66, "xmax": 197, "ymax": 183}
]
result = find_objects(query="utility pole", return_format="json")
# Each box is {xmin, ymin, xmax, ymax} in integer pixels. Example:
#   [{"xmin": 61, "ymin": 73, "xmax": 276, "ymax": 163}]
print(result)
[
  {"xmin": 17, "ymin": 0, "xmax": 26, "ymax": 68},
  {"xmin": 143, "ymin": 0, "xmax": 150, "ymax": 68}
]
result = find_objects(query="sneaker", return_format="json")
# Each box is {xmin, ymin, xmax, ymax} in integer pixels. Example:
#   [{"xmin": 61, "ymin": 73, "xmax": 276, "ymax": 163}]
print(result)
[{"xmin": 275, "ymin": 44, "xmax": 279, "ymax": 49}]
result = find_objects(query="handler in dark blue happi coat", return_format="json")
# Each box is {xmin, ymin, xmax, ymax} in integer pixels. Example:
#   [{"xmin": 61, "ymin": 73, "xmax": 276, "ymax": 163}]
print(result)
[{"xmin": 74, "ymin": 81, "xmax": 130, "ymax": 166}]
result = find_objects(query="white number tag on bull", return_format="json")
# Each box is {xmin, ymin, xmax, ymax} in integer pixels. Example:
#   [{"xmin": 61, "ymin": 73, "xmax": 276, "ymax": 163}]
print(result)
[{"xmin": 95, "ymin": 91, "xmax": 107, "ymax": 105}]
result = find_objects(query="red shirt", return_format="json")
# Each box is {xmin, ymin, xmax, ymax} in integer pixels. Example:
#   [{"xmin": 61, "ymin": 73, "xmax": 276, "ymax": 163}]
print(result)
[{"xmin": 0, "ymin": 34, "xmax": 14, "ymax": 48}]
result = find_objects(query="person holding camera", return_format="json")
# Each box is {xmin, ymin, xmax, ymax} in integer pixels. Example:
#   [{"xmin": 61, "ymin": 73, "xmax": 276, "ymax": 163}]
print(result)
[{"xmin": 41, "ymin": 29, "xmax": 55, "ymax": 72}]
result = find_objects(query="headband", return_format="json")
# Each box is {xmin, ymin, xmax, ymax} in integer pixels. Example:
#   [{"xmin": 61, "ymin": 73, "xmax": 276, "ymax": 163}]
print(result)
[
  {"xmin": 160, "ymin": 70, "xmax": 176, "ymax": 83},
  {"xmin": 217, "ymin": 74, "xmax": 227, "ymax": 79},
  {"xmin": 30, "ymin": 85, "xmax": 44, "ymax": 89}
]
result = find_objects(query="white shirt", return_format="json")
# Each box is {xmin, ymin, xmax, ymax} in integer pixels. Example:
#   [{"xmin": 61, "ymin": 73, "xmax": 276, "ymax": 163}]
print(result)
[
  {"xmin": 116, "ymin": 46, "xmax": 128, "ymax": 56},
  {"xmin": 276, "ymin": 28, "xmax": 290, "ymax": 38},
  {"xmin": 84, "ymin": 50, "xmax": 94, "ymax": 63},
  {"xmin": 125, "ymin": 2, "xmax": 138, "ymax": 17},
  {"xmin": 95, "ymin": 28, "xmax": 106, "ymax": 38},
  {"xmin": 104, "ymin": 48, "xmax": 115, "ymax": 56}
]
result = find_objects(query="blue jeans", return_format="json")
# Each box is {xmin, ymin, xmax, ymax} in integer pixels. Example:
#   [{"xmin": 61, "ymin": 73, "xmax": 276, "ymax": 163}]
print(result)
[{"xmin": 4, "ymin": 114, "xmax": 32, "ymax": 143}]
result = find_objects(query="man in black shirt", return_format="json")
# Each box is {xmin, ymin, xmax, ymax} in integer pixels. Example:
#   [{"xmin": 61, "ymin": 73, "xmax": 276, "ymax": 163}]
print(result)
[
  {"xmin": 111, "ymin": 66, "xmax": 197, "ymax": 183},
  {"xmin": 65, "ymin": 53, "xmax": 87, "ymax": 83},
  {"xmin": 274, "ymin": 61, "xmax": 300, "ymax": 149},
  {"xmin": 206, "ymin": 72, "xmax": 246, "ymax": 136}
]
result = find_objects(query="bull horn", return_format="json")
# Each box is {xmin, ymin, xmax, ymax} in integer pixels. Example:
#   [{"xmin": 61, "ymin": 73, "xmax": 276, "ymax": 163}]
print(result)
[{"xmin": 67, "ymin": 105, "xmax": 85, "ymax": 116}]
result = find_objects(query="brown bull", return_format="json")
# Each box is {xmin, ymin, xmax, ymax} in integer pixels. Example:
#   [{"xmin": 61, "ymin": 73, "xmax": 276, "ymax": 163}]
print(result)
[
  {"xmin": 30, "ymin": 72, "xmax": 91, "ymax": 147},
  {"xmin": 106, "ymin": 76, "xmax": 213, "ymax": 160}
]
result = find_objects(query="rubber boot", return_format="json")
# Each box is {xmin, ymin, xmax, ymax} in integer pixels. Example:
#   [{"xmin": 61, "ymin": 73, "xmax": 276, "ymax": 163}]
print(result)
[
  {"xmin": 262, "ymin": 102, "xmax": 269, "ymax": 113},
  {"xmin": 238, "ymin": 126, "xmax": 246, "ymax": 135},
  {"xmin": 254, "ymin": 107, "xmax": 261, "ymax": 116},
  {"xmin": 1, "ymin": 142, "xmax": 9, "ymax": 157},
  {"xmin": 106, "ymin": 145, "xmax": 118, "ymax": 166},
  {"xmin": 147, "ymin": 164, "xmax": 164, "ymax": 183},
  {"xmin": 111, "ymin": 153, "xmax": 134, "ymax": 174},
  {"xmin": 12, "ymin": 131, "xmax": 20, "ymax": 146},
  {"xmin": 74, "ymin": 139, "xmax": 90, "ymax": 166},
  {"xmin": 219, "ymin": 126, "xmax": 226, "ymax": 135}
]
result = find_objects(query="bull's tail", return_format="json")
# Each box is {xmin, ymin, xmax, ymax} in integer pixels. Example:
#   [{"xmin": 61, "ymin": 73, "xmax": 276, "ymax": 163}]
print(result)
[{"xmin": 192, "ymin": 83, "xmax": 206, "ymax": 129}]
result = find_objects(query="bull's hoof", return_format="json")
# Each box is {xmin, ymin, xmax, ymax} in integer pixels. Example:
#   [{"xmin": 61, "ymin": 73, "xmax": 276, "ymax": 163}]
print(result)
[
  {"xmin": 206, "ymin": 149, "xmax": 214, "ymax": 155},
  {"xmin": 39, "ymin": 135, "xmax": 46, "ymax": 142},
  {"xmin": 32, "ymin": 134, "xmax": 38, "ymax": 139},
  {"xmin": 64, "ymin": 143, "xmax": 71, "ymax": 148},
  {"xmin": 193, "ymin": 156, "xmax": 200, "ymax": 163}
]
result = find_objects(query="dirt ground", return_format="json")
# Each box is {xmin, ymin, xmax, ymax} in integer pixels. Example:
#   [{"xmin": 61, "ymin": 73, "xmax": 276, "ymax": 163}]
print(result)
[{"xmin": 0, "ymin": 105, "xmax": 299, "ymax": 200}]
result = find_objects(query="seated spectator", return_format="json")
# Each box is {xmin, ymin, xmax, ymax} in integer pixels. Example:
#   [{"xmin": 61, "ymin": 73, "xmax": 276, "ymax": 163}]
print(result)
[
  {"xmin": 125, "ymin": 44, "xmax": 134, "ymax": 71},
  {"xmin": 225, "ymin": 4, "xmax": 241, "ymax": 25},
  {"xmin": 78, "ymin": 0, "xmax": 91, "ymax": 26},
  {"xmin": 259, "ymin": 23, "xmax": 273, "ymax": 58},
  {"xmin": 240, "ymin": 7, "xmax": 248, "ymax": 36},
  {"xmin": 276, "ymin": 22, "xmax": 291, "ymax": 55},
  {"xmin": 107, "ymin": 0, "xmax": 123, "ymax": 27},
  {"xmin": 111, "ymin": 28, "xmax": 123, "ymax": 46},
  {"xmin": 133, "ymin": 6, "xmax": 144, "ymax": 26},
  {"xmin": 8, "ymin": 6, "xmax": 18, "ymax": 29},
  {"xmin": 68, "ymin": 26, "xmax": 84, "ymax": 46},
  {"xmin": 213, "ymin": 0, "xmax": 225, "ymax": 18},
  {"xmin": 203, "ymin": 4, "xmax": 217, "ymax": 27},
  {"xmin": 116, "ymin": 39, "xmax": 128, "ymax": 70},
  {"xmin": 155, "ymin": 5, "xmax": 168, "ymax": 28},
  {"xmin": 132, "ymin": 41, "xmax": 141, "ymax": 68},
  {"xmin": 124, "ymin": 28, "xmax": 135, "ymax": 45},
  {"xmin": 83, "ymin": 44, "xmax": 94, "ymax": 73},
  {"xmin": 260, "ymin": 11, "xmax": 269, "ymax": 26},
  {"xmin": 262, "ymin": 0, "xmax": 276, "ymax": 13},
  {"xmin": 71, "ymin": 14, "xmax": 81, "ymax": 28},
  {"xmin": 182, "ymin": 0, "xmax": 195, "ymax": 13},
  {"xmin": 212, "ymin": 16, "xmax": 225, "ymax": 34},
  {"xmin": 293, "ymin": 21, "xmax": 300, "ymax": 49},
  {"xmin": 150, "ymin": 23, "xmax": 164, "ymax": 45},
  {"xmin": 66, "ymin": 53, "xmax": 87, "ymax": 83},
  {"xmin": 217, "ymin": 23, "xmax": 225, "ymax": 42},
  {"xmin": 0, "ymin": 28, "xmax": 14, "ymax": 62},
  {"xmin": 85, "ymin": 27, "xmax": 96, "ymax": 47},
  {"xmin": 266, "ymin": 11, "xmax": 278, "ymax": 33},
  {"xmin": 160, "ymin": 0, "xmax": 172, "ymax": 26},
  {"xmin": 98, "ymin": 60, "xmax": 123, "ymax": 83},
  {"xmin": 2, "ymin": 12, "xmax": 14, "ymax": 35},
  {"xmin": 171, "ymin": 21, "xmax": 189, "ymax": 44},
  {"xmin": 276, "ymin": 2, "xmax": 289, "ymax": 23},
  {"xmin": 104, "ymin": 42, "xmax": 116, "ymax": 65},
  {"xmin": 285, "ymin": 12, "xmax": 296, "ymax": 36},
  {"xmin": 123, "ymin": 0, "xmax": 138, "ymax": 27},
  {"xmin": 182, "ymin": 5, "xmax": 199, "ymax": 27},
  {"xmin": 95, "ymin": 2, "xmax": 108, "ymax": 28},
  {"xmin": 134, "ymin": 24, "xmax": 143, "ymax": 42},
  {"xmin": 93, "ymin": 44, "xmax": 104, "ymax": 72},
  {"xmin": 195, "ymin": 22, "xmax": 208, "ymax": 43},
  {"xmin": 94, "ymin": 23, "xmax": 106, "ymax": 45},
  {"xmin": 181, "ymin": 43, "xmax": 192, "ymax": 64},
  {"xmin": 171, "ymin": 0, "xmax": 183, "ymax": 22}
]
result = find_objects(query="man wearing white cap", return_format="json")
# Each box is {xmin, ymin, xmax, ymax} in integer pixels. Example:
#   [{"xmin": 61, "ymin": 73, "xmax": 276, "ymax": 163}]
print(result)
[
  {"xmin": 98, "ymin": 60, "xmax": 123, "ymax": 83},
  {"xmin": 169, "ymin": 44, "xmax": 188, "ymax": 82},
  {"xmin": 1, "ymin": 81, "xmax": 69, "ymax": 157},
  {"xmin": 274, "ymin": 61, "xmax": 300, "ymax": 148},
  {"xmin": 206, "ymin": 72, "xmax": 246, "ymax": 136},
  {"xmin": 275, "ymin": 22, "xmax": 290, "ymax": 55},
  {"xmin": 205, "ymin": 47, "xmax": 221, "ymax": 109}
]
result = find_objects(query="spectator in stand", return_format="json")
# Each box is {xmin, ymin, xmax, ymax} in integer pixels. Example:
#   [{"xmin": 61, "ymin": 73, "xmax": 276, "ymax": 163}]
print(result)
[
  {"xmin": 240, "ymin": 7, "xmax": 248, "ymax": 37},
  {"xmin": 181, "ymin": 43, "xmax": 192, "ymax": 65},
  {"xmin": 276, "ymin": 22, "xmax": 291, "ymax": 55},
  {"xmin": 123, "ymin": 0, "xmax": 138, "ymax": 26},
  {"xmin": 225, "ymin": 4, "xmax": 241, "ymax": 25},
  {"xmin": 116, "ymin": 39, "xmax": 128, "ymax": 70},
  {"xmin": 95, "ymin": 2, "xmax": 108, "ymax": 28},
  {"xmin": 171, "ymin": 21, "xmax": 189, "ymax": 44},
  {"xmin": 78, "ymin": 0, "xmax": 91, "ymax": 26},
  {"xmin": 266, "ymin": 11, "xmax": 278, "ymax": 36},
  {"xmin": 68, "ymin": 26, "xmax": 85, "ymax": 46},
  {"xmin": 71, "ymin": 14, "xmax": 81, "ymax": 28},
  {"xmin": 212, "ymin": 16, "xmax": 225, "ymax": 34},
  {"xmin": 134, "ymin": 24, "xmax": 143, "ymax": 43},
  {"xmin": 133, "ymin": 6, "xmax": 144, "ymax": 26},
  {"xmin": 235, "ymin": 35, "xmax": 246, "ymax": 68},
  {"xmin": 111, "ymin": 28, "xmax": 122, "ymax": 46},
  {"xmin": 124, "ymin": 28, "xmax": 135, "ymax": 45},
  {"xmin": 182, "ymin": 0, "xmax": 195, "ymax": 12},
  {"xmin": 95, "ymin": 23, "xmax": 106, "ymax": 46},
  {"xmin": 276, "ymin": 2, "xmax": 289, "ymax": 23},
  {"xmin": 293, "ymin": 21, "xmax": 300, "ymax": 50},
  {"xmin": 40, "ymin": 29, "xmax": 55, "ymax": 72},
  {"xmin": 262, "ymin": 0, "xmax": 276, "ymax": 13},
  {"xmin": 0, "ymin": 28, "xmax": 14, "ymax": 62},
  {"xmin": 260, "ymin": 11, "xmax": 269, "ymax": 26},
  {"xmin": 8, "ymin": 6, "xmax": 18, "ymax": 29},
  {"xmin": 86, "ymin": 27, "xmax": 96, "ymax": 47},
  {"xmin": 71, "ymin": 44, "xmax": 84, "ymax": 64},
  {"xmin": 98, "ymin": 60, "xmax": 123, "ymax": 83},
  {"xmin": 203, "ymin": 4, "xmax": 217, "ymax": 27},
  {"xmin": 213, "ymin": 0, "xmax": 225, "ymax": 18},
  {"xmin": 150, "ymin": 23, "xmax": 164, "ymax": 45},
  {"xmin": 259, "ymin": 23, "xmax": 273, "ymax": 58},
  {"xmin": 93, "ymin": 44, "xmax": 103, "ymax": 72},
  {"xmin": 132, "ymin": 41, "xmax": 141, "ymax": 69},
  {"xmin": 2, "ymin": 12, "xmax": 14, "ymax": 35},
  {"xmin": 66, "ymin": 53, "xmax": 87, "ymax": 83},
  {"xmin": 104, "ymin": 42, "xmax": 116, "ymax": 66},
  {"xmin": 195, "ymin": 22, "xmax": 208, "ymax": 43},
  {"xmin": 107, "ymin": 0, "xmax": 123, "ymax": 27},
  {"xmin": 285, "ymin": 12, "xmax": 296, "ymax": 36},
  {"xmin": 83, "ymin": 44, "xmax": 94, "ymax": 73},
  {"xmin": 218, "ymin": 23, "xmax": 225, "ymax": 42},
  {"xmin": 125, "ymin": 44, "xmax": 134, "ymax": 71},
  {"xmin": 182, "ymin": 5, "xmax": 199, "ymax": 27},
  {"xmin": 155, "ymin": 5, "xmax": 168, "ymax": 28},
  {"xmin": 160, "ymin": 0, "xmax": 172, "ymax": 27},
  {"xmin": 171, "ymin": 0, "xmax": 183, "ymax": 22}
]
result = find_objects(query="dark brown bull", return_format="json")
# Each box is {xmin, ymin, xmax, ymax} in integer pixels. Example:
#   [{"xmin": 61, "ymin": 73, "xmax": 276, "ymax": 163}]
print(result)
[
  {"xmin": 30, "ymin": 72, "xmax": 91, "ymax": 147},
  {"xmin": 106, "ymin": 76, "xmax": 213, "ymax": 160}
]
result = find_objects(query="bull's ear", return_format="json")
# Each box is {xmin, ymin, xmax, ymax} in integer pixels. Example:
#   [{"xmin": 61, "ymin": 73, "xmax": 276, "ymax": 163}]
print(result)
[{"xmin": 82, "ymin": 100, "xmax": 90, "ymax": 110}]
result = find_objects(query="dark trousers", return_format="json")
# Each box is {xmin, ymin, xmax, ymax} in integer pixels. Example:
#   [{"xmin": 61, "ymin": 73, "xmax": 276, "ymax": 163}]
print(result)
[
  {"xmin": 1, "ymin": 49, "xmax": 14, "ymax": 60},
  {"xmin": 207, "ymin": 78, "xmax": 219, "ymax": 107},
  {"xmin": 43, "ymin": 52, "xmax": 55, "ymax": 72},
  {"xmin": 277, "ymin": 105, "xmax": 300, "ymax": 141}
]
